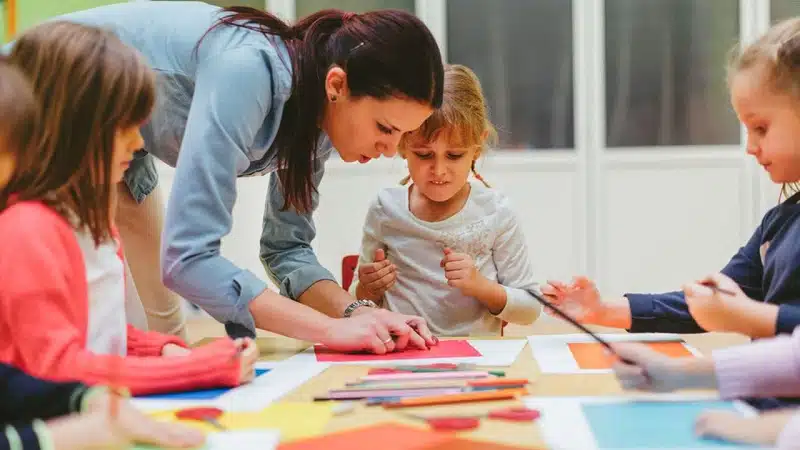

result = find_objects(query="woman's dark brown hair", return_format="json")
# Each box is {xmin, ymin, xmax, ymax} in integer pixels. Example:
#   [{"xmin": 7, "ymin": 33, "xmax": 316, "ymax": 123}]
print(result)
[
  {"xmin": 4, "ymin": 21, "xmax": 155, "ymax": 245},
  {"xmin": 0, "ymin": 57, "xmax": 38, "ymax": 170},
  {"xmin": 200, "ymin": 7, "xmax": 445, "ymax": 212}
]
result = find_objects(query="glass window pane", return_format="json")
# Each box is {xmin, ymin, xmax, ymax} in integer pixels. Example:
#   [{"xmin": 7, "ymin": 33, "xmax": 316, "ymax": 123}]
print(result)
[
  {"xmin": 447, "ymin": 0, "xmax": 574, "ymax": 150},
  {"xmin": 296, "ymin": 0, "xmax": 414, "ymax": 18},
  {"xmin": 772, "ymin": 0, "xmax": 800, "ymax": 22},
  {"xmin": 605, "ymin": 0, "xmax": 739, "ymax": 147}
]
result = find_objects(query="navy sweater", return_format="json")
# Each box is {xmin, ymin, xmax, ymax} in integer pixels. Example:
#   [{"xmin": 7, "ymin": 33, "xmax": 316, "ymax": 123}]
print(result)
[
  {"xmin": 0, "ymin": 363, "xmax": 90, "ymax": 450},
  {"xmin": 627, "ymin": 190, "xmax": 800, "ymax": 335}
]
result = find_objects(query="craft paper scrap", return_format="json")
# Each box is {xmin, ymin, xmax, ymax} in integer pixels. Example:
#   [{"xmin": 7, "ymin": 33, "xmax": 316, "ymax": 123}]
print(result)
[
  {"xmin": 523, "ymin": 395, "xmax": 761, "ymax": 450},
  {"xmin": 314, "ymin": 339, "xmax": 481, "ymax": 362},
  {"xmin": 276, "ymin": 423, "xmax": 533, "ymax": 450},
  {"xmin": 149, "ymin": 402, "xmax": 333, "ymax": 442},
  {"xmin": 130, "ymin": 430, "xmax": 280, "ymax": 450},
  {"xmin": 136, "ymin": 368, "xmax": 271, "ymax": 400},
  {"xmin": 582, "ymin": 400, "xmax": 757, "ymax": 448},
  {"xmin": 568, "ymin": 341, "xmax": 693, "ymax": 370},
  {"xmin": 286, "ymin": 339, "xmax": 525, "ymax": 367},
  {"xmin": 528, "ymin": 333, "xmax": 701, "ymax": 374}
]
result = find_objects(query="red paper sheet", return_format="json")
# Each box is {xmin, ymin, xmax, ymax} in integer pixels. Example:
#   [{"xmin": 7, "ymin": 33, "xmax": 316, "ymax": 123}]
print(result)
[
  {"xmin": 277, "ymin": 423, "xmax": 533, "ymax": 450},
  {"xmin": 314, "ymin": 339, "xmax": 481, "ymax": 362}
]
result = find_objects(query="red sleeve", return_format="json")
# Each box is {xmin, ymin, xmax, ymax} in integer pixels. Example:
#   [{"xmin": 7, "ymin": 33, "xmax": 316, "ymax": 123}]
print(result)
[
  {"xmin": 127, "ymin": 325, "xmax": 188, "ymax": 357},
  {"xmin": 0, "ymin": 207, "xmax": 240, "ymax": 396}
]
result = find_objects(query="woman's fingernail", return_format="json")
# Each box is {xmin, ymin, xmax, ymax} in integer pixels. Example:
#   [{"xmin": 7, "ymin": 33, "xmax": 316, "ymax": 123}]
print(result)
[{"xmin": 432, "ymin": 336, "xmax": 439, "ymax": 345}]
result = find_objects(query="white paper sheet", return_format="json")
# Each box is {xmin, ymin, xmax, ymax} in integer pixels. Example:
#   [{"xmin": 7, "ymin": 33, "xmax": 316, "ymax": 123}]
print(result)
[
  {"xmin": 528, "ymin": 333, "xmax": 702, "ymax": 374},
  {"xmin": 523, "ymin": 394, "xmax": 766, "ymax": 450},
  {"xmin": 282, "ymin": 339, "xmax": 527, "ymax": 367},
  {"xmin": 205, "ymin": 430, "xmax": 281, "ymax": 449},
  {"xmin": 132, "ymin": 361, "xmax": 330, "ymax": 412}
]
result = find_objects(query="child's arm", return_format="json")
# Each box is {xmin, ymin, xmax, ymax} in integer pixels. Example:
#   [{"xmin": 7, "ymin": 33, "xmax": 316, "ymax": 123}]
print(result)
[
  {"xmin": 0, "ymin": 363, "xmax": 95, "ymax": 422},
  {"xmin": 443, "ymin": 199, "xmax": 540, "ymax": 325},
  {"xmin": 0, "ymin": 222, "xmax": 244, "ymax": 396},
  {"xmin": 542, "ymin": 210, "xmax": 772, "ymax": 333},
  {"xmin": 351, "ymin": 198, "xmax": 393, "ymax": 305},
  {"xmin": 695, "ymin": 408, "xmax": 797, "ymax": 448},
  {"xmin": 711, "ymin": 327, "xmax": 800, "ymax": 399},
  {"xmin": 126, "ymin": 325, "xmax": 189, "ymax": 357}
]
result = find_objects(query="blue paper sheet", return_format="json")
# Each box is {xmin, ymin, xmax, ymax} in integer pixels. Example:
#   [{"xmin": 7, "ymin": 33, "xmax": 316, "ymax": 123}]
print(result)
[
  {"xmin": 582, "ymin": 400, "xmax": 758, "ymax": 449},
  {"xmin": 136, "ymin": 368, "xmax": 270, "ymax": 400}
]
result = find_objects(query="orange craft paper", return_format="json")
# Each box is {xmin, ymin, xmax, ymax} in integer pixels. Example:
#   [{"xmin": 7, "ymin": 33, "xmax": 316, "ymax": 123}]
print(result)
[
  {"xmin": 568, "ymin": 341, "xmax": 693, "ymax": 369},
  {"xmin": 277, "ymin": 423, "xmax": 533, "ymax": 450}
]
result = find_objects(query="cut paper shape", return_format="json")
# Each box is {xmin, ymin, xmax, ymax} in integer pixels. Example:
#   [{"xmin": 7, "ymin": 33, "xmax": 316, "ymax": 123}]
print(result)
[
  {"xmin": 130, "ymin": 430, "xmax": 280, "ymax": 450},
  {"xmin": 528, "ymin": 333, "xmax": 702, "ymax": 374},
  {"xmin": 136, "ymin": 368, "xmax": 271, "ymax": 400},
  {"xmin": 286, "ymin": 339, "xmax": 526, "ymax": 367},
  {"xmin": 149, "ymin": 402, "xmax": 334, "ymax": 442},
  {"xmin": 314, "ymin": 339, "xmax": 481, "ymax": 362},
  {"xmin": 568, "ymin": 341, "xmax": 693, "ymax": 370},
  {"xmin": 582, "ymin": 401, "xmax": 755, "ymax": 449},
  {"xmin": 276, "ymin": 423, "xmax": 533, "ymax": 450},
  {"xmin": 523, "ymin": 395, "xmax": 760, "ymax": 450}
]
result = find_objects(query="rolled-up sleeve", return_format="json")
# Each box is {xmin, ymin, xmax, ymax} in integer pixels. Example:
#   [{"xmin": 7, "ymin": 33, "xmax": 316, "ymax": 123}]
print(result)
[
  {"xmin": 260, "ymin": 147, "xmax": 336, "ymax": 300},
  {"xmin": 161, "ymin": 47, "xmax": 273, "ymax": 332}
]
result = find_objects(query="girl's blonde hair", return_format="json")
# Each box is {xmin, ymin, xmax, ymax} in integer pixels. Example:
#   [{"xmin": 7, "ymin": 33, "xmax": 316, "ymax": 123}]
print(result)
[
  {"xmin": 398, "ymin": 64, "xmax": 497, "ymax": 187},
  {"xmin": 3, "ymin": 21, "xmax": 155, "ymax": 245},
  {"xmin": 728, "ymin": 17, "xmax": 800, "ymax": 200}
]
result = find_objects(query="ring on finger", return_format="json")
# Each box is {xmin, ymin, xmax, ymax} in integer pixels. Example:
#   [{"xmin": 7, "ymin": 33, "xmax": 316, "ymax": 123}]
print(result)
[{"xmin": 382, "ymin": 337, "xmax": 393, "ymax": 344}]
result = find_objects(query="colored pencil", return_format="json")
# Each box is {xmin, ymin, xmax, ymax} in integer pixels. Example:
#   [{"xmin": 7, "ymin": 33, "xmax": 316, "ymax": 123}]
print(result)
[{"xmin": 381, "ymin": 388, "xmax": 528, "ymax": 408}]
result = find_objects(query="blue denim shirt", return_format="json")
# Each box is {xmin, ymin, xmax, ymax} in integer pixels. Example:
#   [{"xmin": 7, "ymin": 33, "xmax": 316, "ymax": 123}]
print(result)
[{"xmin": 47, "ymin": 1, "xmax": 337, "ymax": 333}]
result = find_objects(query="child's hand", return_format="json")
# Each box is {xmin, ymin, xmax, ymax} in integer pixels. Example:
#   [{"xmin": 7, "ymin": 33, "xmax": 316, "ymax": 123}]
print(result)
[
  {"xmin": 610, "ymin": 343, "xmax": 715, "ymax": 392},
  {"xmin": 695, "ymin": 410, "xmax": 793, "ymax": 447},
  {"xmin": 683, "ymin": 273, "xmax": 753, "ymax": 334},
  {"xmin": 161, "ymin": 343, "xmax": 191, "ymax": 357},
  {"xmin": 76, "ymin": 396, "xmax": 205, "ymax": 449},
  {"xmin": 356, "ymin": 248, "xmax": 396, "ymax": 300},
  {"xmin": 540, "ymin": 277, "xmax": 607, "ymax": 325},
  {"xmin": 441, "ymin": 248, "xmax": 484, "ymax": 295},
  {"xmin": 234, "ymin": 338, "xmax": 259, "ymax": 383}
]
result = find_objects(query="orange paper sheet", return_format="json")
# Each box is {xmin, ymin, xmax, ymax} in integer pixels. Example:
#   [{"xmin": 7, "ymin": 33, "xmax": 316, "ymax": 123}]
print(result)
[
  {"xmin": 568, "ymin": 341, "xmax": 692, "ymax": 369},
  {"xmin": 277, "ymin": 423, "xmax": 531, "ymax": 450}
]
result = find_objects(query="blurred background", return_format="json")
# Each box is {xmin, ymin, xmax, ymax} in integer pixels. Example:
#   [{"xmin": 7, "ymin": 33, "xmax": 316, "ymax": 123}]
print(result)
[{"xmin": 3, "ymin": 0, "xmax": 798, "ymax": 315}]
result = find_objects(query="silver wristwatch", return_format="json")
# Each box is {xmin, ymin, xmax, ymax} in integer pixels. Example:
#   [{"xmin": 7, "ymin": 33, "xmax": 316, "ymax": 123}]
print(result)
[{"xmin": 343, "ymin": 299, "xmax": 378, "ymax": 318}]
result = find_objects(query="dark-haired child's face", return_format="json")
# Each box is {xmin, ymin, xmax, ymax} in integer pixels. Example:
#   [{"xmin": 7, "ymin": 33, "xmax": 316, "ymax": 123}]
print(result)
[
  {"xmin": 0, "ymin": 149, "xmax": 15, "ymax": 190},
  {"xmin": 732, "ymin": 64, "xmax": 800, "ymax": 183},
  {"xmin": 322, "ymin": 67, "xmax": 433, "ymax": 163}
]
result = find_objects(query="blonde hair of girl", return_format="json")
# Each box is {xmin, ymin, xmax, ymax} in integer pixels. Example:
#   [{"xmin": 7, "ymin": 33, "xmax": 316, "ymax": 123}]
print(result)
[{"xmin": 398, "ymin": 64, "xmax": 497, "ymax": 188}]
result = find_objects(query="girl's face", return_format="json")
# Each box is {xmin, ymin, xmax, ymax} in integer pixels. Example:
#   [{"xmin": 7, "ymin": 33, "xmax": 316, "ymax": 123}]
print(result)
[
  {"xmin": 0, "ymin": 149, "xmax": 15, "ymax": 190},
  {"xmin": 322, "ymin": 67, "xmax": 433, "ymax": 164},
  {"xmin": 731, "ymin": 65, "xmax": 800, "ymax": 183},
  {"xmin": 405, "ymin": 131, "xmax": 478, "ymax": 203},
  {"xmin": 112, "ymin": 125, "xmax": 144, "ymax": 184}
]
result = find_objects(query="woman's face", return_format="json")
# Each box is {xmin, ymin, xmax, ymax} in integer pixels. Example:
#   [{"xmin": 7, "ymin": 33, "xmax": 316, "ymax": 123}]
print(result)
[{"xmin": 321, "ymin": 67, "xmax": 433, "ymax": 164}]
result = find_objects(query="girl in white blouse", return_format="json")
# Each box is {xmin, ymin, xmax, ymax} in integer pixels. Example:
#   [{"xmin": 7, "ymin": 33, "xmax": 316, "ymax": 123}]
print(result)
[{"xmin": 351, "ymin": 65, "xmax": 542, "ymax": 336}]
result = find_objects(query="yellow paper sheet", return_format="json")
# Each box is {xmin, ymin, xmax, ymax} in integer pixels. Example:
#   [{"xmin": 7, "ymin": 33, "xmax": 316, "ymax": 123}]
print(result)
[{"xmin": 149, "ymin": 402, "xmax": 333, "ymax": 442}]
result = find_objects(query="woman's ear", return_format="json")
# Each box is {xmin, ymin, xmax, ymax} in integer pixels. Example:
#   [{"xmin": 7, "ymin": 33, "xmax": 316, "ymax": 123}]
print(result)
[{"xmin": 325, "ymin": 66, "xmax": 348, "ymax": 102}]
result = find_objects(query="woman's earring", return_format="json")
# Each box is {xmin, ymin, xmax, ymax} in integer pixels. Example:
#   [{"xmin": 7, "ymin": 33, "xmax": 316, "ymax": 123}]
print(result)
[{"xmin": 330, "ymin": 95, "xmax": 338, "ymax": 102}]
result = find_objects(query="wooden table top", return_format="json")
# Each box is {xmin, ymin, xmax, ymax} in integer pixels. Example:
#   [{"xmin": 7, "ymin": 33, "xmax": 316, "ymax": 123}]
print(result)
[{"xmin": 190, "ymin": 319, "xmax": 749, "ymax": 448}]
